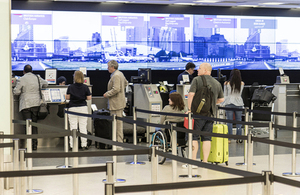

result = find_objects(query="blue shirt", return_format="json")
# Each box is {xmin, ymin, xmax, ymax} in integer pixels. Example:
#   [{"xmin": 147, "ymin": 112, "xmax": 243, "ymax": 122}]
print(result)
[{"xmin": 177, "ymin": 71, "xmax": 193, "ymax": 84}]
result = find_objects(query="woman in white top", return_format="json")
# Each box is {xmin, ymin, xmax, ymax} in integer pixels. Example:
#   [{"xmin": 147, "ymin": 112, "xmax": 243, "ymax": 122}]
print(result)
[{"xmin": 223, "ymin": 69, "xmax": 244, "ymax": 143}]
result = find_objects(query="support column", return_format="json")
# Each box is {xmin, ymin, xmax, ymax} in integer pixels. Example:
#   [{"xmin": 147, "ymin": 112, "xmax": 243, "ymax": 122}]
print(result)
[{"xmin": 0, "ymin": 0, "xmax": 13, "ymax": 189}]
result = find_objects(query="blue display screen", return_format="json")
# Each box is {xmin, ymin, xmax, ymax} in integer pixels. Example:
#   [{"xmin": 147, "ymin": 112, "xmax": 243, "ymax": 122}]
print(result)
[{"xmin": 10, "ymin": 10, "xmax": 300, "ymax": 71}]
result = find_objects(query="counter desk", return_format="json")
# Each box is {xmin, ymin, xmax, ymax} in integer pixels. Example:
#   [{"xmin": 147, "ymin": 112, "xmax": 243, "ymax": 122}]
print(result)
[{"xmin": 13, "ymin": 85, "xmax": 92, "ymax": 148}]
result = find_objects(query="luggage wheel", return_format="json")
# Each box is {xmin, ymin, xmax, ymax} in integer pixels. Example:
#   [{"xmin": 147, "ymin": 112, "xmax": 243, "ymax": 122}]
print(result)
[{"xmin": 225, "ymin": 161, "xmax": 228, "ymax": 166}]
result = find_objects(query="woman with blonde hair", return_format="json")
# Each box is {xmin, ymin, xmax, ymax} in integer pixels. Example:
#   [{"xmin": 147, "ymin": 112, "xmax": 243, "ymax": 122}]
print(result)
[{"xmin": 66, "ymin": 71, "xmax": 92, "ymax": 150}]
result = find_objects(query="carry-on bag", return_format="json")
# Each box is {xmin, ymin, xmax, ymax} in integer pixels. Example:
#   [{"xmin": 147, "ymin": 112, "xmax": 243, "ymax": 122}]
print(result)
[
  {"xmin": 94, "ymin": 108, "xmax": 112, "ymax": 149},
  {"xmin": 200, "ymin": 124, "xmax": 228, "ymax": 165},
  {"xmin": 251, "ymin": 88, "xmax": 276, "ymax": 104}
]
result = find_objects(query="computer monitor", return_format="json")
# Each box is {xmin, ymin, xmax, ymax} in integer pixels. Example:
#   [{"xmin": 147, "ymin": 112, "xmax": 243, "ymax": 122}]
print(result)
[{"xmin": 138, "ymin": 68, "xmax": 151, "ymax": 84}]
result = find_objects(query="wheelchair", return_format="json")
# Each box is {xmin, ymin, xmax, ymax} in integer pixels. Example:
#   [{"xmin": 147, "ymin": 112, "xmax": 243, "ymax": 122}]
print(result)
[{"xmin": 148, "ymin": 121, "xmax": 187, "ymax": 165}]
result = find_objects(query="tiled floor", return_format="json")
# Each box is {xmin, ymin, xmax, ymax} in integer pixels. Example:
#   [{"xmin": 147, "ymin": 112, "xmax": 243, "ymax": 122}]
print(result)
[{"xmin": 3, "ymin": 130, "xmax": 300, "ymax": 195}]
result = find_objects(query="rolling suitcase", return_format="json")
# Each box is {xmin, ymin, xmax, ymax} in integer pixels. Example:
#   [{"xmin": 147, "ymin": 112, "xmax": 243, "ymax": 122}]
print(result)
[
  {"xmin": 200, "ymin": 124, "xmax": 228, "ymax": 165},
  {"xmin": 94, "ymin": 109, "xmax": 112, "ymax": 149}
]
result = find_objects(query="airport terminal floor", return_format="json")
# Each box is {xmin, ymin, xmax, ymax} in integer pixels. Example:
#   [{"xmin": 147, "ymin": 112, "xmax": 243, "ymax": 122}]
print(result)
[{"xmin": 3, "ymin": 130, "xmax": 300, "ymax": 195}]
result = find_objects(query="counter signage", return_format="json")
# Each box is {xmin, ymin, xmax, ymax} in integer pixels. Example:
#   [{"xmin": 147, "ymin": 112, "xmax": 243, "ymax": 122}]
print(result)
[
  {"xmin": 45, "ymin": 68, "xmax": 57, "ymax": 84},
  {"xmin": 102, "ymin": 15, "xmax": 144, "ymax": 26}
]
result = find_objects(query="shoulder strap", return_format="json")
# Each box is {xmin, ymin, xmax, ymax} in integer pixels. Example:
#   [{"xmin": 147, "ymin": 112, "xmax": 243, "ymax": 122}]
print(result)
[
  {"xmin": 35, "ymin": 74, "xmax": 42, "ymax": 99},
  {"xmin": 201, "ymin": 76, "xmax": 208, "ymax": 87}
]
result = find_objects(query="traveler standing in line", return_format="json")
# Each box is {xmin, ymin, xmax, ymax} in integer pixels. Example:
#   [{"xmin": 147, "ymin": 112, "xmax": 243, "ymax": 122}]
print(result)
[
  {"xmin": 177, "ymin": 62, "xmax": 196, "ymax": 84},
  {"xmin": 223, "ymin": 69, "xmax": 244, "ymax": 143},
  {"xmin": 187, "ymin": 63, "xmax": 224, "ymax": 164},
  {"xmin": 104, "ymin": 60, "xmax": 128, "ymax": 143},
  {"xmin": 13, "ymin": 64, "xmax": 48, "ymax": 150},
  {"xmin": 66, "ymin": 71, "xmax": 91, "ymax": 150}
]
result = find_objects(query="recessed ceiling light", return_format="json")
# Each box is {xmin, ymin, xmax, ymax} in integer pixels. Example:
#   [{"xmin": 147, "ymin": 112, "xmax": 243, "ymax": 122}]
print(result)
[
  {"xmin": 193, "ymin": 0, "xmax": 218, "ymax": 3},
  {"xmin": 174, "ymin": 3, "xmax": 196, "ymax": 5},
  {"xmin": 238, "ymin": 5, "xmax": 258, "ymax": 7},
  {"xmin": 105, "ymin": 1, "xmax": 129, "ymax": 3},
  {"xmin": 261, "ymin": 2, "xmax": 284, "ymax": 5}
]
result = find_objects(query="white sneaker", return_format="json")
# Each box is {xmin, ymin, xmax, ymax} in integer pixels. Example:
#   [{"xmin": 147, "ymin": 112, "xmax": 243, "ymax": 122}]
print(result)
[{"xmin": 182, "ymin": 164, "xmax": 198, "ymax": 169}]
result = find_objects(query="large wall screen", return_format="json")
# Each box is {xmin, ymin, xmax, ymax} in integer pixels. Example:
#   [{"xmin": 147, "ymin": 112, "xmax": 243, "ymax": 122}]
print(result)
[{"xmin": 11, "ymin": 10, "xmax": 300, "ymax": 70}]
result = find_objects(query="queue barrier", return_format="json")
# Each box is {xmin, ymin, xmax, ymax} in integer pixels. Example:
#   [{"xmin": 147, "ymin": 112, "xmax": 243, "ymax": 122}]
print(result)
[{"xmin": 5, "ymin": 105, "xmax": 300, "ymax": 194}]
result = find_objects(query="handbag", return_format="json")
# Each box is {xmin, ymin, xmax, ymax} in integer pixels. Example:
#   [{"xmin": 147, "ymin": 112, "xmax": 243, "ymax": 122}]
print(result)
[
  {"xmin": 184, "ymin": 117, "xmax": 194, "ymax": 129},
  {"xmin": 36, "ymin": 75, "xmax": 49, "ymax": 120},
  {"xmin": 251, "ymin": 88, "xmax": 276, "ymax": 104},
  {"xmin": 57, "ymin": 101, "xmax": 69, "ymax": 118}
]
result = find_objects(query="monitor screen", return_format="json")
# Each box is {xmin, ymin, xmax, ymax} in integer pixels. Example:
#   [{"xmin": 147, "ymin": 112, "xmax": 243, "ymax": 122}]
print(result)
[
  {"xmin": 138, "ymin": 68, "xmax": 151, "ymax": 84},
  {"xmin": 10, "ymin": 10, "xmax": 300, "ymax": 71}
]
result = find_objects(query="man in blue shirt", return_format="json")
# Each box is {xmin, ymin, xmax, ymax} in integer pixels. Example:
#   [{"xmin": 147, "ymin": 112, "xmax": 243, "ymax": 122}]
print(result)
[{"xmin": 177, "ymin": 62, "xmax": 196, "ymax": 84}]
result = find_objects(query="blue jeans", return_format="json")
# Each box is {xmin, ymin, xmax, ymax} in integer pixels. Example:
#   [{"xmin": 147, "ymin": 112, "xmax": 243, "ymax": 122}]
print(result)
[{"xmin": 225, "ymin": 104, "xmax": 243, "ymax": 139}]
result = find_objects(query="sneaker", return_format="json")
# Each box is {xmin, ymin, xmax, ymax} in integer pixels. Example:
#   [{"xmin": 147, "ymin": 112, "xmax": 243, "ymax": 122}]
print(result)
[{"xmin": 182, "ymin": 164, "xmax": 198, "ymax": 169}]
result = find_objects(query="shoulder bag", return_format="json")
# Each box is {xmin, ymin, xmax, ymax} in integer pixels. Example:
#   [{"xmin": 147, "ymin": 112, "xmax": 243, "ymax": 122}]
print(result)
[{"xmin": 36, "ymin": 75, "xmax": 49, "ymax": 120}]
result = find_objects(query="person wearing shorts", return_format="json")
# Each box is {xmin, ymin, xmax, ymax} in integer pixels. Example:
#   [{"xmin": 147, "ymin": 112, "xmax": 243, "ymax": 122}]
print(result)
[{"xmin": 187, "ymin": 63, "xmax": 224, "ymax": 163}]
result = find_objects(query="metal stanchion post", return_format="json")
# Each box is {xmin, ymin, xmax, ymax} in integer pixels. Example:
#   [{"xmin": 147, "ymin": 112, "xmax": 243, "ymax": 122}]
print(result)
[
  {"xmin": 246, "ymin": 133, "xmax": 253, "ymax": 195},
  {"xmin": 151, "ymin": 146, "xmax": 158, "ymax": 195},
  {"xmin": 0, "ymin": 132, "xmax": 4, "ymax": 195},
  {"xmin": 20, "ymin": 149, "xmax": 26, "ymax": 195},
  {"xmin": 269, "ymin": 122, "xmax": 274, "ymax": 172},
  {"xmin": 106, "ymin": 161, "xmax": 114, "ymax": 183},
  {"xmin": 57, "ymin": 108, "xmax": 72, "ymax": 169},
  {"xmin": 126, "ymin": 107, "xmax": 145, "ymax": 165},
  {"xmin": 105, "ymin": 183, "xmax": 115, "ymax": 195},
  {"xmin": 171, "ymin": 125, "xmax": 177, "ymax": 195},
  {"xmin": 268, "ymin": 122, "xmax": 274, "ymax": 195},
  {"xmin": 283, "ymin": 111, "xmax": 300, "ymax": 176},
  {"xmin": 72, "ymin": 129, "xmax": 79, "ymax": 195},
  {"xmin": 179, "ymin": 113, "xmax": 200, "ymax": 178},
  {"xmin": 105, "ymin": 162, "xmax": 115, "ymax": 195},
  {"xmin": 262, "ymin": 171, "xmax": 272, "ymax": 195},
  {"xmin": 188, "ymin": 112, "xmax": 192, "ymax": 178},
  {"xmin": 26, "ymin": 119, "xmax": 43, "ymax": 194},
  {"xmin": 103, "ymin": 115, "xmax": 125, "ymax": 183},
  {"xmin": 236, "ymin": 108, "xmax": 255, "ymax": 166},
  {"xmin": 13, "ymin": 139, "xmax": 20, "ymax": 195}
]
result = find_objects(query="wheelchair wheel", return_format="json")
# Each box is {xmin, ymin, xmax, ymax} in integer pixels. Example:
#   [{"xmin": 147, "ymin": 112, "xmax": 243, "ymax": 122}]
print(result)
[{"xmin": 151, "ymin": 131, "xmax": 167, "ymax": 165}]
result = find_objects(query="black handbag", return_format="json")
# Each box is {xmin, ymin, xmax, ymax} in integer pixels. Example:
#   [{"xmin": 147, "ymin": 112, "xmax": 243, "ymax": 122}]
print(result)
[
  {"xmin": 36, "ymin": 75, "xmax": 49, "ymax": 120},
  {"xmin": 251, "ymin": 88, "xmax": 276, "ymax": 104},
  {"xmin": 57, "ymin": 102, "xmax": 69, "ymax": 118}
]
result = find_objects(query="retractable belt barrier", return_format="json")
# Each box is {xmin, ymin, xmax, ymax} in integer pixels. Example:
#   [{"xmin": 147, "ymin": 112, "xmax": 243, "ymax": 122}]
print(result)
[
  {"xmin": 6, "ymin": 107, "xmax": 300, "ymax": 194},
  {"xmin": 0, "ymin": 166, "xmax": 107, "ymax": 178},
  {"xmin": 0, "ymin": 143, "xmax": 14, "ymax": 148},
  {"xmin": 115, "ymin": 176, "xmax": 264, "ymax": 193},
  {"xmin": 0, "ymin": 132, "xmax": 70, "ymax": 139}
]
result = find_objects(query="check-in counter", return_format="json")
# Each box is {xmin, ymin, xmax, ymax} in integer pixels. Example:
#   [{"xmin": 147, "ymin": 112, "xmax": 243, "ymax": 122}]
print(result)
[
  {"xmin": 176, "ymin": 84, "xmax": 191, "ymax": 108},
  {"xmin": 273, "ymin": 83, "xmax": 300, "ymax": 127},
  {"xmin": 13, "ymin": 85, "xmax": 92, "ymax": 147}
]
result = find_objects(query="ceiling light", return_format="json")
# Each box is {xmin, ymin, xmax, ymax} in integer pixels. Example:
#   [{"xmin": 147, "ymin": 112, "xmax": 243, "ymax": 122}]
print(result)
[
  {"xmin": 105, "ymin": 1, "xmax": 129, "ymax": 3},
  {"xmin": 238, "ymin": 5, "xmax": 258, "ymax": 7},
  {"xmin": 261, "ymin": 2, "xmax": 284, "ymax": 5},
  {"xmin": 174, "ymin": 3, "xmax": 196, "ymax": 5},
  {"xmin": 193, "ymin": 0, "xmax": 218, "ymax": 3}
]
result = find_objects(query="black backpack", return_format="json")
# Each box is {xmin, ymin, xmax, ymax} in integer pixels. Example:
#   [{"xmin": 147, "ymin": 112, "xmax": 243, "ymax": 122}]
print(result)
[{"xmin": 191, "ymin": 76, "xmax": 214, "ymax": 116}]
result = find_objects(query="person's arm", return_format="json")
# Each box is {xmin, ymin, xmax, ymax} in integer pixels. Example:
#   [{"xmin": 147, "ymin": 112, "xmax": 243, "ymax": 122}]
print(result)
[
  {"xmin": 223, "ymin": 82, "xmax": 228, "ymax": 97},
  {"xmin": 187, "ymin": 92, "xmax": 195, "ymax": 112},
  {"xmin": 38, "ymin": 75, "xmax": 49, "ymax": 88},
  {"xmin": 160, "ymin": 107, "xmax": 167, "ymax": 124},
  {"xmin": 217, "ymin": 98, "xmax": 225, "ymax": 104},
  {"xmin": 217, "ymin": 84, "xmax": 225, "ymax": 104},
  {"xmin": 65, "ymin": 94, "xmax": 70, "ymax": 100},
  {"xmin": 86, "ymin": 95, "xmax": 92, "ymax": 100},
  {"xmin": 105, "ymin": 75, "xmax": 121, "ymax": 97},
  {"xmin": 13, "ymin": 79, "xmax": 23, "ymax": 95}
]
